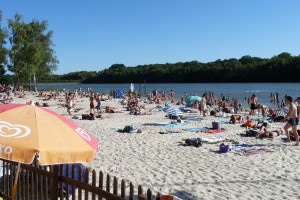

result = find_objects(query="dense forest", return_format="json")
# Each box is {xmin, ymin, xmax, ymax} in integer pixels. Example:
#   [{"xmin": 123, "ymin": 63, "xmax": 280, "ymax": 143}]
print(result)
[{"xmin": 38, "ymin": 52, "xmax": 300, "ymax": 84}]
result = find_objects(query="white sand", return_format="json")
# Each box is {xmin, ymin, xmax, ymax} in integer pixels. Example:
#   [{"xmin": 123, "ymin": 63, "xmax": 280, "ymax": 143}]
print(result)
[{"xmin": 10, "ymin": 92, "xmax": 300, "ymax": 200}]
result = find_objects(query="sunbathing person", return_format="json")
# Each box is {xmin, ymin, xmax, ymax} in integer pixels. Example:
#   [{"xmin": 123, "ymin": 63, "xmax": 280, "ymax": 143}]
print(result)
[
  {"xmin": 129, "ymin": 106, "xmax": 152, "ymax": 115},
  {"xmin": 229, "ymin": 115, "xmax": 245, "ymax": 124},
  {"xmin": 105, "ymin": 106, "xmax": 124, "ymax": 113},
  {"xmin": 256, "ymin": 126, "xmax": 283, "ymax": 139}
]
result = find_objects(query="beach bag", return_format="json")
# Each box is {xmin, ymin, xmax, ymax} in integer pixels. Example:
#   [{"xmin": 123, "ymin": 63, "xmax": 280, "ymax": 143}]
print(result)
[
  {"xmin": 219, "ymin": 143, "xmax": 230, "ymax": 153},
  {"xmin": 185, "ymin": 138, "xmax": 202, "ymax": 147},
  {"xmin": 81, "ymin": 114, "xmax": 90, "ymax": 120},
  {"xmin": 212, "ymin": 121, "xmax": 220, "ymax": 130}
]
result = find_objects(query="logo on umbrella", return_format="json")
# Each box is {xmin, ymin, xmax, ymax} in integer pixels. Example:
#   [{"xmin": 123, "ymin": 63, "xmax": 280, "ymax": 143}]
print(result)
[
  {"xmin": 75, "ymin": 127, "xmax": 92, "ymax": 141},
  {"xmin": 0, "ymin": 121, "xmax": 31, "ymax": 138}
]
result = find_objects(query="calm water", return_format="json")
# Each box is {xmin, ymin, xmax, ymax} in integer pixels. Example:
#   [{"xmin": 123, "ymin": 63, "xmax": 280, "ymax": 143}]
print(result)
[{"xmin": 37, "ymin": 83, "xmax": 300, "ymax": 109}]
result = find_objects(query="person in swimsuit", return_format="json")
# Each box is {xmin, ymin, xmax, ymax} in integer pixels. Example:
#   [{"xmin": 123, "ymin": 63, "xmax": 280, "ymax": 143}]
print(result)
[
  {"xmin": 201, "ymin": 93, "xmax": 208, "ymax": 117},
  {"xmin": 256, "ymin": 126, "xmax": 283, "ymax": 139},
  {"xmin": 249, "ymin": 94, "xmax": 259, "ymax": 115},
  {"xmin": 281, "ymin": 96, "xmax": 299, "ymax": 146},
  {"xmin": 229, "ymin": 115, "xmax": 245, "ymax": 124},
  {"xmin": 296, "ymin": 97, "xmax": 300, "ymax": 121}
]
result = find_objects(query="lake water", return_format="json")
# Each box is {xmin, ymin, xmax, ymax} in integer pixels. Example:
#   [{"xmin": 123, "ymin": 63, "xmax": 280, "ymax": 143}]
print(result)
[{"xmin": 37, "ymin": 83, "xmax": 300, "ymax": 109}]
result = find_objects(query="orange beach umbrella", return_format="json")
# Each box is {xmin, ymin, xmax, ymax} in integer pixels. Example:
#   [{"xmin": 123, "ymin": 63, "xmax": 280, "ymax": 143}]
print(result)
[{"xmin": 0, "ymin": 104, "xmax": 99, "ymax": 199}]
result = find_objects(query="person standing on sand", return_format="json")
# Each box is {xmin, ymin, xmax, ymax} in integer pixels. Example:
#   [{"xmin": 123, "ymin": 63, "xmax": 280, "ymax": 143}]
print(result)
[
  {"xmin": 170, "ymin": 90, "xmax": 175, "ymax": 103},
  {"xmin": 281, "ymin": 96, "xmax": 299, "ymax": 146},
  {"xmin": 296, "ymin": 97, "xmax": 300, "ymax": 122},
  {"xmin": 95, "ymin": 93, "xmax": 102, "ymax": 115},
  {"xmin": 90, "ymin": 93, "xmax": 95, "ymax": 114},
  {"xmin": 249, "ymin": 94, "xmax": 259, "ymax": 115},
  {"xmin": 201, "ymin": 93, "xmax": 208, "ymax": 117}
]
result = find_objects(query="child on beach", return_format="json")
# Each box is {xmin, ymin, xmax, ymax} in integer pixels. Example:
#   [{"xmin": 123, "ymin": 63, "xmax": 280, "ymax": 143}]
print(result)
[{"xmin": 95, "ymin": 93, "xmax": 102, "ymax": 115}]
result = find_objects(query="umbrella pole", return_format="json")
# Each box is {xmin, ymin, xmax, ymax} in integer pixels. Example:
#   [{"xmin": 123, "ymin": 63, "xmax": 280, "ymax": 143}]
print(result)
[{"xmin": 12, "ymin": 162, "xmax": 21, "ymax": 200}]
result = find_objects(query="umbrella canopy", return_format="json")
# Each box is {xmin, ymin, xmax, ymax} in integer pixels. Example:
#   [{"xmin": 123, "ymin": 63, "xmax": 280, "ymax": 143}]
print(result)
[
  {"xmin": 186, "ymin": 96, "xmax": 202, "ymax": 103},
  {"xmin": 185, "ymin": 96, "xmax": 202, "ymax": 107},
  {"xmin": 0, "ymin": 104, "xmax": 99, "ymax": 165},
  {"xmin": 163, "ymin": 107, "xmax": 183, "ymax": 116}
]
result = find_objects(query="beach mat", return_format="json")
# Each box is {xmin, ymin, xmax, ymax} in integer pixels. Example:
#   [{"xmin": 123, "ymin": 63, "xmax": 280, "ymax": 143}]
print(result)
[
  {"xmin": 199, "ymin": 128, "xmax": 227, "ymax": 134},
  {"xmin": 183, "ymin": 127, "xmax": 209, "ymax": 132}
]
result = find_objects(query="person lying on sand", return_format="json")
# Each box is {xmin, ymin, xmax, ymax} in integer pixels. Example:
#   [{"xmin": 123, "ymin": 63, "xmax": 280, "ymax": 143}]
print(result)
[
  {"xmin": 229, "ymin": 115, "xmax": 245, "ymax": 124},
  {"xmin": 117, "ymin": 125, "xmax": 142, "ymax": 133},
  {"xmin": 105, "ymin": 106, "xmax": 124, "ymax": 113},
  {"xmin": 256, "ymin": 126, "xmax": 283, "ymax": 139}
]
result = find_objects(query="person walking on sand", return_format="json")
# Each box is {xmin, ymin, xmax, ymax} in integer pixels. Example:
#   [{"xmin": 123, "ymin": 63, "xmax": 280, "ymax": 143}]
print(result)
[{"xmin": 281, "ymin": 96, "xmax": 299, "ymax": 146}]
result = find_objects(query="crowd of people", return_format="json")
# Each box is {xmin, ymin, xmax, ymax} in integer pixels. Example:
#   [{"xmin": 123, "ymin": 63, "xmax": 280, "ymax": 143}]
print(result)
[{"xmin": 1, "ymin": 83, "xmax": 300, "ymax": 145}]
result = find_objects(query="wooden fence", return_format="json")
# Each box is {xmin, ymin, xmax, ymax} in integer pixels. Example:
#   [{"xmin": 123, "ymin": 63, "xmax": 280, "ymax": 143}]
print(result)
[{"xmin": 0, "ymin": 158, "xmax": 154, "ymax": 200}]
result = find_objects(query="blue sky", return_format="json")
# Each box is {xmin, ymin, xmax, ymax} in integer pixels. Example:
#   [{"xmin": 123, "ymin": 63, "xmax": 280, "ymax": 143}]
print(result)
[{"xmin": 1, "ymin": 1, "xmax": 300, "ymax": 75}]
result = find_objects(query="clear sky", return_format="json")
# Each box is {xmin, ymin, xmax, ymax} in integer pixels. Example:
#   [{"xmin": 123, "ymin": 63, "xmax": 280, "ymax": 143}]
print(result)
[{"xmin": 1, "ymin": 1, "xmax": 300, "ymax": 75}]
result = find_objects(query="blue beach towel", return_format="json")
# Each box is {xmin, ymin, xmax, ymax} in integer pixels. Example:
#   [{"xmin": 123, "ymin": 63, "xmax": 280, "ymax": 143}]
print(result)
[
  {"xmin": 165, "ymin": 122, "xmax": 187, "ymax": 127},
  {"xmin": 185, "ymin": 116, "xmax": 203, "ymax": 121},
  {"xmin": 219, "ymin": 120, "xmax": 229, "ymax": 124},
  {"xmin": 183, "ymin": 127, "xmax": 209, "ymax": 132}
]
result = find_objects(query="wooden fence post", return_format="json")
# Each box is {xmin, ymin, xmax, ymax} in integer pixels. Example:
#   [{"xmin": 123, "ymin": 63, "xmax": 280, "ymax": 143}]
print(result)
[{"xmin": 50, "ymin": 165, "xmax": 59, "ymax": 200}]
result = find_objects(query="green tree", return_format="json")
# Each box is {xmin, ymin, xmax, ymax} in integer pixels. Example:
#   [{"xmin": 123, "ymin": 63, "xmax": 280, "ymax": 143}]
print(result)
[
  {"xmin": 0, "ymin": 11, "xmax": 8, "ymax": 82},
  {"xmin": 7, "ymin": 13, "xmax": 58, "ymax": 91}
]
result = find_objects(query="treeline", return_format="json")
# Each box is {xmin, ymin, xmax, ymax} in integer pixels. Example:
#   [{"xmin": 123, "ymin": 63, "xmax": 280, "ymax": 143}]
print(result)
[{"xmin": 39, "ymin": 52, "xmax": 300, "ymax": 83}]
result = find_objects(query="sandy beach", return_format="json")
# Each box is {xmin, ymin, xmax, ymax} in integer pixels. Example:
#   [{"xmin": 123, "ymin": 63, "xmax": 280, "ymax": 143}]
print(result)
[{"xmin": 7, "ymin": 91, "xmax": 300, "ymax": 200}]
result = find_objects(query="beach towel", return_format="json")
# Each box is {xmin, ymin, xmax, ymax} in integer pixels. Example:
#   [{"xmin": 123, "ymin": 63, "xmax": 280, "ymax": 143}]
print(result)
[
  {"xmin": 219, "ymin": 120, "xmax": 229, "ymax": 124},
  {"xmin": 201, "ymin": 136, "xmax": 229, "ymax": 143},
  {"xmin": 164, "ymin": 122, "xmax": 187, "ymax": 127},
  {"xmin": 229, "ymin": 144, "xmax": 273, "ymax": 156},
  {"xmin": 144, "ymin": 122, "xmax": 186, "ymax": 127},
  {"xmin": 230, "ymin": 144, "xmax": 250, "ymax": 150},
  {"xmin": 232, "ymin": 147, "xmax": 274, "ymax": 156},
  {"xmin": 184, "ymin": 116, "xmax": 202, "ymax": 121},
  {"xmin": 159, "ymin": 130, "xmax": 181, "ymax": 134},
  {"xmin": 183, "ymin": 127, "xmax": 209, "ymax": 132},
  {"xmin": 200, "ymin": 128, "xmax": 226, "ymax": 134}
]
